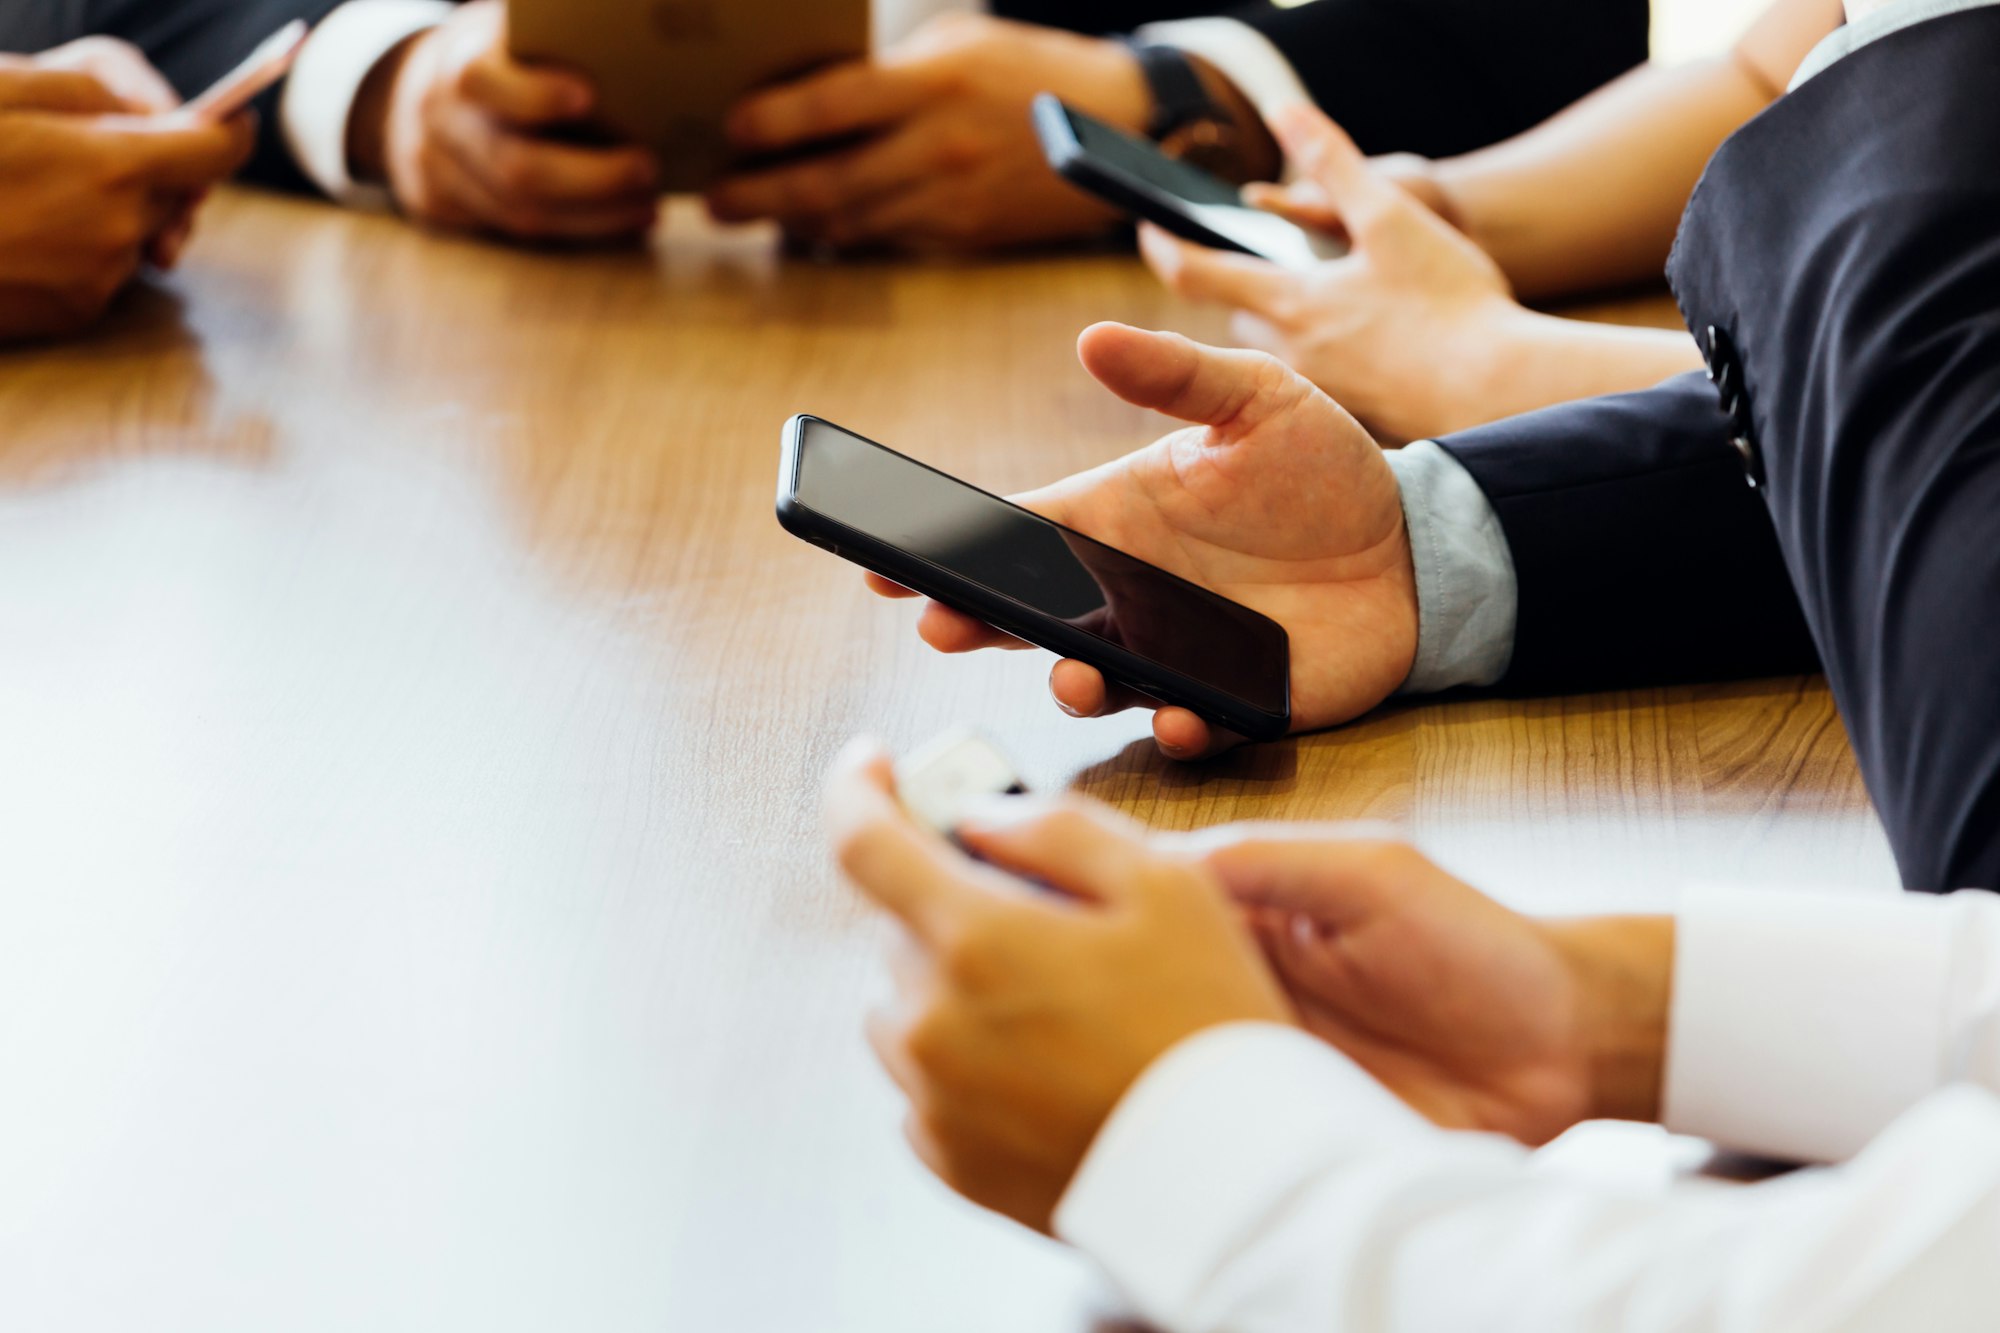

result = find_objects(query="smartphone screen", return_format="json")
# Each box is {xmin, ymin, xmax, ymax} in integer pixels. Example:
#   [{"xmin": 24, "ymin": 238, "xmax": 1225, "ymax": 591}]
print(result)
[
  {"xmin": 781, "ymin": 417, "xmax": 1290, "ymax": 733},
  {"xmin": 1041, "ymin": 99, "xmax": 1344, "ymax": 271}
]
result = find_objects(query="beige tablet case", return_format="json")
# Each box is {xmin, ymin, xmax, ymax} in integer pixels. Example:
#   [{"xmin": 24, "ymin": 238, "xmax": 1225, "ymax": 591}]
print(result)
[{"xmin": 509, "ymin": 0, "xmax": 872, "ymax": 193}]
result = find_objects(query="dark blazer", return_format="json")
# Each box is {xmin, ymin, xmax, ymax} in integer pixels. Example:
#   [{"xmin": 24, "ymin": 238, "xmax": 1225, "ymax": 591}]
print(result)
[
  {"xmin": 1000, "ymin": 0, "xmax": 1652, "ymax": 159},
  {"xmin": 1437, "ymin": 9, "xmax": 2000, "ymax": 892},
  {"xmin": 5, "ymin": 1, "xmax": 1650, "ymax": 192}
]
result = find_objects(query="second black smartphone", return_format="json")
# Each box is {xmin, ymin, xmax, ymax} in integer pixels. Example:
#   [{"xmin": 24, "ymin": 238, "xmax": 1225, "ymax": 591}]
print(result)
[
  {"xmin": 1032, "ymin": 93, "xmax": 1346, "ymax": 271},
  {"xmin": 776, "ymin": 415, "xmax": 1292, "ymax": 742}
]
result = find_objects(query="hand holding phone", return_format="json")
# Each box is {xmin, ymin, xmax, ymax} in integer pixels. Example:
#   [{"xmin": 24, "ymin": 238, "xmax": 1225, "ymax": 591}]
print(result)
[
  {"xmin": 786, "ymin": 324, "xmax": 1419, "ymax": 760},
  {"xmin": 1033, "ymin": 94, "xmax": 1345, "ymax": 271},
  {"xmin": 778, "ymin": 412, "xmax": 1294, "ymax": 743}
]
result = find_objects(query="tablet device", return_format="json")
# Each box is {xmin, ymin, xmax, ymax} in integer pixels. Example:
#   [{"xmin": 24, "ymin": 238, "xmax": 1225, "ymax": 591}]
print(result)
[
  {"xmin": 777, "ymin": 415, "xmax": 1292, "ymax": 743},
  {"xmin": 1033, "ymin": 94, "xmax": 1346, "ymax": 271},
  {"xmin": 508, "ymin": 0, "xmax": 871, "ymax": 192}
]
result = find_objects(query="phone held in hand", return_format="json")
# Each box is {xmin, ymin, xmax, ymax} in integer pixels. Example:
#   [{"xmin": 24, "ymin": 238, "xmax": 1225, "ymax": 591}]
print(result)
[
  {"xmin": 1032, "ymin": 93, "xmax": 1346, "ymax": 272},
  {"xmin": 179, "ymin": 19, "xmax": 309, "ymax": 124},
  {"xmin": 895, "ymin": 729, "xmax": 1030, "ymax": 839},
  {"xmin": 776, "ymin": 415, "xmax": 1292, "ymax": 742}
]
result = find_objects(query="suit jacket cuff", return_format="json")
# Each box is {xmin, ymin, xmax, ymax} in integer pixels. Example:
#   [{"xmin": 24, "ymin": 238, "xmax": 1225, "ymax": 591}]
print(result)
[{"xmin": 281, "ymin": 0, "xmax": 453, "ymax": 208}]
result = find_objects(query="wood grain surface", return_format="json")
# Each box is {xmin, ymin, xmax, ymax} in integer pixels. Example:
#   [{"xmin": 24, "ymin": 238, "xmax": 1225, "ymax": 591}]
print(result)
[{"xmin": 0, "ymin": 191, "xmax": 1896, "ymax": 1332}]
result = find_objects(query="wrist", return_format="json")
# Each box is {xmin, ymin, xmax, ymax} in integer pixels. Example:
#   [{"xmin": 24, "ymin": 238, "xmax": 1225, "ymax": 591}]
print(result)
[
  {"xmin": 345, "ymin": 31, "xmax": 427, "ymax": 187},
  {"xmin": 1545, "ymin": 916, "xmax": 1674, "ymax": 1124}
]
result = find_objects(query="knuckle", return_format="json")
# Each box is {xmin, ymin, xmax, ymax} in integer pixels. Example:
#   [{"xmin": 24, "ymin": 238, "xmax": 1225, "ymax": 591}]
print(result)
[
  {"xmin": 932, "ymin": 125, "xmax": 986, "ymax": 172},
  {"xmin": 491, "ymin": 146, "xmax": 538, "ymax": 197},
  {"xmin": 903, "ymin": 1008, "xmax": 958, "ymax": 1073}
]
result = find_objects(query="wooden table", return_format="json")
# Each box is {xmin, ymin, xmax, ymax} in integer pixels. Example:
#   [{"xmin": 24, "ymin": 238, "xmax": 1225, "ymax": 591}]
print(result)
[{"xmin": 0, "ymin": 191, "xmax": 1896, "ymax": 1331}]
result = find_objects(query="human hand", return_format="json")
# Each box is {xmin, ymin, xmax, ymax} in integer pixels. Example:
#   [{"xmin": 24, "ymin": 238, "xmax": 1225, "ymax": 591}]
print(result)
[
  {"xmin": 0, "ymin": 70, "xmax": 254, "ymax": 341},
  {"xmin": 31, "ymin": 36, "xmax": 181, "ymax": 114},
  {"xmin": 367, "ymin": 0, "xmax": 659, "ymax": 242},
  {"xmin": 707, "ymin": 14, "xmax": 1149, "ymax": 251},
  {"xmin": 827, "ymin": 740, "xmax": 1295, "ymax": 1233},
  {"xmin": 1196, "ymin": 827, "xmax": 1673, "ymax": 1142},
  {"xmin": 1142, "ymin": 104, "xmax": 1522, "ymax": 443},
  {"xmin": 867, "ymin": 321, "xmax": 1417, "ymax": 760}
]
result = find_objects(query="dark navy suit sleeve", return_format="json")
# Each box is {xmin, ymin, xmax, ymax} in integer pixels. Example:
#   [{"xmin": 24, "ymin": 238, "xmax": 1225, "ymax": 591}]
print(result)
[
  {"xmin": 1432, "ymin": 374, "xmax": 1820, "ymax": 696},
  {"xmin": 1669, "ymin": 9, "xmax": 2000, "ymax": 892},
  {"xmin": 991, "ymin": 0, "xmax": 1651, "ymax": 157}
]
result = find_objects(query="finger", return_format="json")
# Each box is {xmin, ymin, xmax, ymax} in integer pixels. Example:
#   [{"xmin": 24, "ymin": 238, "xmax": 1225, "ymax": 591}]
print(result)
[
  {"xmin": 109, "ymin": 115, "xmax": 256, "ymax": 191},
  {"xmin": 1152, "ymin": 708, "xmax": 1246, "ymax": 762},
  {"xmin": 458, "ymin": 42, "xmax": 594, "ymax": 127},
  {"xmin": 799, "ymin": 179, "xmax": 967, "ymax": 251},
  {"xmin": 1268, "ymin": 102, "xmax": 1404, "ymax": 240},
  {"xmin": 954, "ymin": 797, "xmax": 1156, "ymax": 909},
  {"xmin": 725, "ymin": 63, "xmax": 932, "ymax": 152},
  {"xmin": 824, "ymin": 738, "xmax": 993, "ymax": 946},
  {"xmin": 1241, "ymin": 181, "xmax": 1345, "ymax": 237},
  {"xmin": 1138, "ymin": 224, "xmax": 1293, "ymax": 314},
  {"xmin": 1194, "ymin": 829, "xmax": 1420, "ymax": 924},
  {"xmin": 446, "ymin": 114, "xmax": 658, "ymax": 211},
  {"xmin": 0, "ymin": 68, "xmax": 128, "ymax": 114},
  {"xmin": 708, "ymin": 122, "xmax": 945, "ymax": 225},
  {"xmin": 915, "ymin": 602, "xmax": 1030, "ymax": 653},
  {"xmin": 1048, "ymin": 658, "xmax": 1148, "ymax": 719},
  {"xmin": 1076, "ymin": 322, "xmax": 1302, "ymax": 430},
  {"xmin": 865, "ymin": 572, "xmax": 920, "ymax": 599}
]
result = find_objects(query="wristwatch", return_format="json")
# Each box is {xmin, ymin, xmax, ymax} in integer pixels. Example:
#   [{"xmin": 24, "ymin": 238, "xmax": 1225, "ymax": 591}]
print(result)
[{"xmin": 1120, "ymin": 39, "xmax": 1248, "ymax": 182}]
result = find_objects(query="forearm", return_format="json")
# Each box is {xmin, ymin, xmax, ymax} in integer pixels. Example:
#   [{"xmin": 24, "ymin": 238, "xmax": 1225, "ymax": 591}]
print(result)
[
  {"xmin": 1467, "ymin": 309, "xmax": 1704, "ymax": 427},
  {"xmin": 1432, "ymin": 55, "xmax": 1772, "ymax": 300}
]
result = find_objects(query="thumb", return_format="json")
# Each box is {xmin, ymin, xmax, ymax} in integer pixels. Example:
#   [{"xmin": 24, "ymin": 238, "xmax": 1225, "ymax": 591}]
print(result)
[
  {"xmin": 0, "ymin": 68, "xmax": 129, "ymax": 115},
  {"xmin": 955, "ymin": 797, "xmax": 1157, "ymax": 909},
  {"xmin": 1187, "ymin": 826, "xmax": 1416, "ymax": 927},
  {"xmin": 1269, "ymin": 103, "xmax": 1404, "ymax": 240},
  {"xmin": 1076, "ymin": 322, "xmax": 1307, "ymax": 433},
  {"xmin": 109, "ymin": 114, "xmax": 256, "ymax": 191}
]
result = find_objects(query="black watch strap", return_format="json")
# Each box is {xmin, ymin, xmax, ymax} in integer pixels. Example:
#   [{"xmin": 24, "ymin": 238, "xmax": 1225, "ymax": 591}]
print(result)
[{"xmin": 1120, "ymin": 39, "xmax": 1221, "ymax": 141}]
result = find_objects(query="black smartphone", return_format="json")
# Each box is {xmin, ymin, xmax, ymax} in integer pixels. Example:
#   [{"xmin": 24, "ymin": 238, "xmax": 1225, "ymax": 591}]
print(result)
[
  {"xmin": 776, "ymin": 415, "xmax": 1292, "ymax": 742},
  {"xmin": 1032, "ymin": 93, "xmax": 1345, "ymax": 271}
]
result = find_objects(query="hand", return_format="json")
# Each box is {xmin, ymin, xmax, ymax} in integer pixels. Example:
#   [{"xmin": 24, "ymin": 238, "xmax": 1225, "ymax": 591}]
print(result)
[
  {"xmin": 707, "ymin": 14, "xmax": 1148, "ymax": 252},
  {"xmin": 364, "ymin": 0, "xmax": 660, "ymax": 243},
  {"xmin": 827, "ymin": 740, "xmax": 1295, "ymax": 1233},
  {"xmin": 32, "ymin": 36, "xmax": 181, "ymax": 114},
  {"xmin": 1142, "ymin": 104, "xmax": 1524, "ymax": 444},
  {"xmin": 34, "ymin": 38, "xmax": 202, "ymax": 270},
  {"xmin": 868, "ymin": 321, "xmax": 1417, "ymax": 760},
  {"xmin": 1197, "ymin": 828, "xmax": 1674, "ymax": 1142},
  {"xmin": 0, "ymin": 70, "xmax": 254, "ymax": 342}
]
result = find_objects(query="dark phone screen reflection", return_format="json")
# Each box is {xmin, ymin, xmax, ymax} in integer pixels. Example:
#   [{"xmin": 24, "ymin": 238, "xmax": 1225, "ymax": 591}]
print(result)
[{"xmin": 793, "ymin": 419, "xmax": 1289, "ymax": 716}]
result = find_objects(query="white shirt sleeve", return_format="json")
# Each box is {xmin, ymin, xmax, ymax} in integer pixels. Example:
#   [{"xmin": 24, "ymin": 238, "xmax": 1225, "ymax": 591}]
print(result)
[
  {"xmin": 1665, "ymin": 884, "xmax": 2000, "ymax": 1162},
  {"xmin": 1133, "ymin": 17, "xmax": 1315, "ymax": 128},
  {"xmin": 280, "ymin": 0, "xmax": 454, "ymax": 208},
  {"xmin": 1057, "ymin": 1020, "xmax": 2000, "ymax": 1333}
]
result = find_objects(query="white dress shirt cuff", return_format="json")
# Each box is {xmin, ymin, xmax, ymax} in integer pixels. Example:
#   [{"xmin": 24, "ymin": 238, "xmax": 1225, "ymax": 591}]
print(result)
[
  {"xmin": 1665, "ymin": 884, "xmax": 1964, "ymax": 1163},
  {"xmin": 1386, "ymin": 440, "xmax": 1519, "ymax": 693},
  {"xmin": 281, "ymin": 0, "xmax": 453, "ymax": 208},
  {"xmin": 1055, "ymin": 1023, "xmax": 1436, "ymax": 1321},
  {"xmin": 1135, "ymin": 17, "xmax": 1316, "ymax": 131}
]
